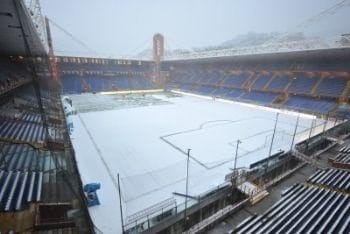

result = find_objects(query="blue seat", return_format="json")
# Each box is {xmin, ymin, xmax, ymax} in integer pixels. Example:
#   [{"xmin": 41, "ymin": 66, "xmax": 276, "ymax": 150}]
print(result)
[
  {"xmin": 267, "ymin": 76, "xmax": 291, "ymax": 91},
  {"xmin": 316, "ymin": 77, "xmax": 346, "ymax": 97},
  {"xmin": 285, "ymin": 96, "xmax": 335, "ymax": 113},
  {"xmin": 288, "ymin": 76, "xmax": 318, "ymax": 94},
  {"xmin": 252, "ymin": 75, "xmax": 271, "ymax": 89},
  {"xmin": 241, "ymin": 91, "xmax": 277, "ymax": 104}
]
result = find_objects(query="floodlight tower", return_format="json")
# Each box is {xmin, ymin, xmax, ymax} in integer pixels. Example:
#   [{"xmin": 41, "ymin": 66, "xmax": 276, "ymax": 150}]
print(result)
[{"xmin": 153, "ymin": 33, "xmax": 164, "ymax": 85}]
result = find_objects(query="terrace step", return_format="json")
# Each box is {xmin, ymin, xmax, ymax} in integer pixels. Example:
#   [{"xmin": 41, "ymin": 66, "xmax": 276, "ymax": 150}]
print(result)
[
  {"xmin": 248, "ymin": 74, "xmax": 261, "ymax": 90},
  {"xmin": 284, "ymin": 77, "xmax": 294, "ymax": 92},
  {"xmin": 237, "ymin": 181, "xmax": 269, "ymax": 204},
  {"xmin": 262, "ymin": 74, "xmax": 277, "ymax": 91},
  {"xmin": 311, "ymin": 77, "xmax": 324, "ymax": 95},
  {"xmin": 341, "ymin": 80, "xmax": 350, "ymax": 98},
  {"xmin": 242, "ymin": 72, "xmax": 255, "ymax": 89}
]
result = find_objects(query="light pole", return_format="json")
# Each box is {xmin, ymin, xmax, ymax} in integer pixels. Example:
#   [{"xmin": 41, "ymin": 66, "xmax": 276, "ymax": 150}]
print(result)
[
  {"xmin": 265, "ymin": 113, "xmax": 279, "ymax": 176},
  {"xmin": 306, "ymin": 118, "xmax": 316, "ymax": 152},
  {"xmin": 322, "ymin": 112, "xmax": 329, "ymax": 140},
  {"xmin": 233, "ymin": 139, "xmax": 241, "ymax": 186},
  {"xmin": 184, "ymin": 149, "xmax": 191, "ymax": 229},
  {"xmin": 233, "ymin": 140, "xmax": 241, "ymax": 172},
  {"xmin": 290, "ymin": 115, "xmax": 300, "ymax": 151},
  {"xmin": 117, "ymin": 173, "xmax": 125, "ymax": 234}
]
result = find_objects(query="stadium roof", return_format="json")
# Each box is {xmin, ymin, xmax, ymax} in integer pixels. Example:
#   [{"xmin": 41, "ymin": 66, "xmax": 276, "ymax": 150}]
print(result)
[{"xmin": 0, "ymin": 0, "xmax": 47, "ymax": 56}]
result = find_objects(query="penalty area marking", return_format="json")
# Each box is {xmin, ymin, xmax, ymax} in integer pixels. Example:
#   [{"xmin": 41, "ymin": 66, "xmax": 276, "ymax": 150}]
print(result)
[{"xmin": 160, "ymin": 119, "xmax": 255, "ymax": 170}]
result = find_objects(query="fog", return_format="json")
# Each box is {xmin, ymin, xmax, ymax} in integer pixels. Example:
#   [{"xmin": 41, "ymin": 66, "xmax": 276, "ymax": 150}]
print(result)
[{"xmin": 41, "ymin": 0, "xmax": 350, "ymax": 57}]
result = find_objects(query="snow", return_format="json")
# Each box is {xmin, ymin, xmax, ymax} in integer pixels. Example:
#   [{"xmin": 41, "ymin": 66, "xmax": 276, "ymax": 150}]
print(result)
[{"xmin": 68, "ymin": 92, "xmax": 334, "ymax": 234}]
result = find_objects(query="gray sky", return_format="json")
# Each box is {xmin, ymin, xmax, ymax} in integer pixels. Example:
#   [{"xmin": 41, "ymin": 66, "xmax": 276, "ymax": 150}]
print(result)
[{"xmin": 41, "ymin": 0, "xmax": 350, "ymax": 57}]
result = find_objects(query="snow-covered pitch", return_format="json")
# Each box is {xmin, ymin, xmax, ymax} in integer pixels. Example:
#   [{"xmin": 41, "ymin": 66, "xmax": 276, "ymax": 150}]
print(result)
[{"xmin": 68, "ymin": 92, "xmax": 333, "ymax": 233}]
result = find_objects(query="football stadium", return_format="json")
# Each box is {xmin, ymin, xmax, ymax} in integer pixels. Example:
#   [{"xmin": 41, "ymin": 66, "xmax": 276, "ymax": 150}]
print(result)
[{"xmin": 0, "ymin": 0, "xmax": 350, "ymax": 233}]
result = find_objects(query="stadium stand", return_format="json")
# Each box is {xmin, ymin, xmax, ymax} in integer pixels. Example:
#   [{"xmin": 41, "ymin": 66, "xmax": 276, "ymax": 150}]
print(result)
[
  {"xmin": 288, "ymin": 76, "xmax": 318, "ymax": 94},
  {"xmin": 222, "ymin": 74, "xmax": 247, "ymax": 87},
  {"xmin": 241, "ymin": 91, "xmax": 277, "ymax": 104},
  {"xmin": 328, "ymin": 142, "xmax": 350, "ymax": 169},
  {"xmin": 0, "ymin": 58, "xmax": 32, "ymax": 96},
  {"xmin": 316, "ymin": 76, "xmax": 346, "ymax": 97},
  {"xmin": 251, "ymin": 75, "xmax": 271, "ymax": 90},
  {"xmin": 0, "ymin": 55, "xmax": 93, "ymax": 232},
  {"xmin": 266, "ymin": 76, "xmax": 291, "ymax": 91},
  {"xmin": 232, "ymin": 168, "xmax": 350, "ymax": 234},
  {"xmin": 57, "ymin": 56, "xmax": 155, "ymax": 94},
  {"xmin": 307, "ymin": 169, "xmax": 350, "ymax": 193},
  {"xmin": 284, "ymin": 96, "xmax": 336, "ymax": 113},
  {"xmin": 163, "ymin": 48, "xmax": 350, "ymax": 116}
]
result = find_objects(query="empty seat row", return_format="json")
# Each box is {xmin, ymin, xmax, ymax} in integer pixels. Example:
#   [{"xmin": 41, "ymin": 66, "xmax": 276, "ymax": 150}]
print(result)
[
  {"xmin": 316, "ymin": 77, "xmax": 346, "ymax": 97},
  {"xmin": 170, "ymin": 72, "xmax": 349, "ymax": 98},
  {"xmin": 60, "ymin": 75, "xmax": 154, "ymax": 94},
  {"xmin": 0, "ymin": 142, "xmax": 67, "ymax": 172},
  {"xmin": 338, "ymin": 144, "xmax": 350, "ymax": 153},
  {"xmin": 333, "ymin": 153, "xmax": 350, "ymax": 164},
  {"xmin": 251, "ymin": 75, "xmax": 270, "ymax": 89},
  {"xmin": 267, "ymin": 76, "xmax": 290, "ymax": 91},
  {"xmin": 0, "ymin": 109, "xmax": 42, "ymax": 124},
  {"xmin": 285, "ymin": 96, "xmax": 336, "ymax": 113},
  {"xmin": 307, "ymin": 169, "xmax": 350, "ymax": 192},
  {"xmin": 222, "ymin": 74, "xmax": 249, "ymax": 87},
  {"xmin": 194, "ymin": 85, "xmax": 216, "ymax": 95},
  {"xmin": 175, "ymin": 82, "xmax": 338, "ymax": 114},
  {"xmin": 241, "ymin": 92, "xmax": 277, "ymax": 104},
  {"xmin": 0, "ymin": 119, "xmax": 45, "ymax": 143},
  {"xmin": 233, "ymin": 184, "xmax": 350, "ymax": 234},
  {"xmin": 288, "ymin": 76, "xmax": 318, "ymax": 93},
  {"xmin": 0, "ymin": 170, "xmax": 43, "ymax": 211}
]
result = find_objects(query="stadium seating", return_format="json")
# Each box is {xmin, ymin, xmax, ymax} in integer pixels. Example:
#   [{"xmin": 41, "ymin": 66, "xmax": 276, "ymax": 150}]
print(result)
[
  {"xmin": 307, "ymin": 169, "xmax": 350, "ymax": 193},
  {"xmin": 167, "ymin": 67, "xmax": 350, "ymax": 115},
  {"xmin": 205, "ymin": 72, "xmax": 223, "ymax": 85},
  {"xmin": 88, "ymin": 77, "xmax": 107, "ymax": 92},
  {"xmin": 234, "ymin": 167, "xmax": 350, "ymax": 234},
  {"xmin": 0, "ymin": 58, "xmax": 32, "ymax": 95},
  {"xmin": 327, "ymin": 144, "xmax": 350, "ymax": 169},
  {"xmin": 0, "ymin": 169, "xmax": 43, "ymax": 211},
  {"xmin": 333, "ymin": 153, "xmax": 350, "ymax": 164},
  {"xmin": 179, "ymin": 83, "xmax": 194, "ymax": 91},
  {"xmin": 316, "ymin": 77, "xmax": 346, "ymax": 97},
  {"xmin": 223, "ymin": 74, "xmax": 249, "ymax": 88},
  {"xmin": 60, "ymin": 75, "xmax": 154, "ymax": 94},
  {"xmin": 288, "ymin": 76, "xmax": 319, "ymax": 94},
  {"xmin": 285, "ymin": 96, "xmax": 336, "ymax": 113},
  {"xmin": 212, "ymin": 88, "xmax": 231, "ymax": 97},
  {"xmin": 267, "ymin": 76, "xmax": 291, "ymax": 91},
  {"xmin": 251, "ymin": 75, "xmax": 271, "ymax": 89},
  {"xmin": 194, "ymin": 85, "xmax": 216, "ymax": 95},
  {"xmin": 226, "ymin": 89, "xmax": 245, "ymax": 99},
  {"xmin": 59, "ymin": 76, "xmax": 84, "ymax": 94},
  {"xmin": 241, "ymin": 91, "xmax": 277, "ymax": 104},
  {"xmin": 0, "ymin": 119, "xmax": 46, "ymax": 143}
]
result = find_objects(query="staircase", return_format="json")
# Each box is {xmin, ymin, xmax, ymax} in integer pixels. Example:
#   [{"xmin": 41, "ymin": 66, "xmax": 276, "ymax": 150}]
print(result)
[
  {"xmin": 273, "ymin": 93, "xmax": 289, "ymax": 105},
  {"xmin": 292, "ymin": 150, "xmax": 326, "ymax": 169},
  {"xmin": 263, "ymin": 74, "xmax": 277, "ymax": 91},
  {"xmin": 311, "ymin": 77, "xmax": 324, "ymax": 95},
  {"xmin": 242, "ymin": 73, "xmax": 256, "ymax": 89},
  {"xmin": 341, "ymin": 80, "xmax": 350, "ymax": 98},
  {"xmin": 284, "ymin": 77, "xmax": 294, "ymax": 92},
  {"xmin": 237, "ymin": 181, "xmax": 269, "ymax": 205},
  {"xmin": 247, "ymin": 74, "xmax": 260, "ymax": 90}
]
